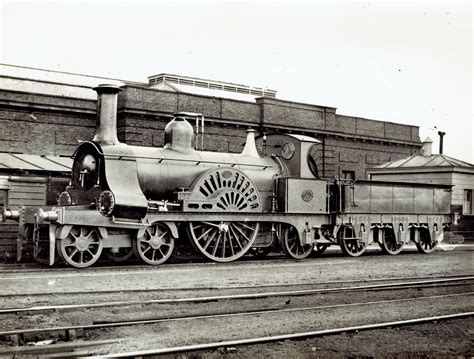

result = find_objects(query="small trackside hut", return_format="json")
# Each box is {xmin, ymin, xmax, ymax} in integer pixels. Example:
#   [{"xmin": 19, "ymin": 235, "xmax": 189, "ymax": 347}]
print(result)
[{"xmin": 1, "ymin": 84, "xmax": 453, "ymax": 267}]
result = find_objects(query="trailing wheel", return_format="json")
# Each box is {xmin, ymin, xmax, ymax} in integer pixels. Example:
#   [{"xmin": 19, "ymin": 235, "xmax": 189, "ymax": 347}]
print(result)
[
  {"xmin": 339, "ymin": 226, "xmax": 366, "ymax": 257},
  {"xmin": 57, "ymin": 226, "xmax": 103, "ymax": 268},
  {"xmin": 415, "ymin": 227, "xmax": 437, "ymax": 254},
  {"xmin": 281, "ymin": 225, "xmax": 313, "ymax": 260},
  {"xmin": 134, "ymin": 223, "xmax": 174, "ymax": 265},
  {"xmin": 188, "ymin": 221, "xmax": 259, "ymax": 262},
  {"xmin": 379, "ymin": 227, "xmax": 404, "ymax": 255}
]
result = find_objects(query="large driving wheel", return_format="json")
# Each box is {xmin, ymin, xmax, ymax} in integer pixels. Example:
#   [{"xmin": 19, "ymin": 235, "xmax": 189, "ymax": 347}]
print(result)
[
  {"xmin": 134, "ymin": 223, "xmax": 174, "ymax": 265},
  {"xmin": 281, "ymin": 225, "xmax": 313, "ymax": 260},
  {"xmin": 57, "ymin": 226, "xmax": 103, "ymax": 268},
  {"xmin": 339, "ymin": 226, "xmax": 366, "ymax": 257},
  {"xmin": 188, "ymin": 221, "xmax": 259, "ymax": 262},
  {"xmin": 379, "ymin": 227, "xmax": 404, "ymax": 255},
  {"xmin": 415, "ymin": 226, "xmax": 437, "ymax": 254}
]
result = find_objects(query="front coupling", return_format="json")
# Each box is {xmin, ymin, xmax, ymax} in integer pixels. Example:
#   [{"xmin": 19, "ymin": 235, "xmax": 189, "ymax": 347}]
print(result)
[
  {"xmin": 35, "ymin": 208, "xmax": 59, "ymax": 225},
  {"xmin": 1, "ymin": 208, "xmax": 20, "ymax": 222}
]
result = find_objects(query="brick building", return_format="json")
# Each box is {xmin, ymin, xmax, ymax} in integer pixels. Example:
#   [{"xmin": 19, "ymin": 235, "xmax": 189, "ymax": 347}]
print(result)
[{"xmin": 0, "ymin": 65, "xmax": 422, "ymax": 181}]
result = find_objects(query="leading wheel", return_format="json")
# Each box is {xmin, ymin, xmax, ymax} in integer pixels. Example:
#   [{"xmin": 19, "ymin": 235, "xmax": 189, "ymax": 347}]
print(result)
[
  {"xmin": 134, "ymin": 223, "xmax": 174, "ymax": 265},
  {"xmin": 339, "ymin": 226, "xmax": 366, "ymax": 257},
  {"xmin": 188, "ymin": 221, "xmax": 259, "ymax": 262},
  {"xmin": 281, "ymin": 225, "xmax": 313, "ymax": 260},
  {"xmin": 57, "ymin": 226, "xmax": 103, "ymax": 268},
  {"xmin": 25, "ymin": 225, "xmax": 50, "ymax": 265},
  {"xmin": 415, "ymin": 227, "xmax": 437, "ymax": 254},
  {"xmin": 380, "ymin": 227, "xmax": 404, "ymax": 255}
]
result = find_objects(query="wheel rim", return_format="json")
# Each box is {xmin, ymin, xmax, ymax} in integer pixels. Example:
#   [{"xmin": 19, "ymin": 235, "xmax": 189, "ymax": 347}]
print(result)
[
  {"xmin": 105, "ymin": 247, "xmax": 134, "ymax": 262},
  {"xmin": 26, "ymin": 225, "xmax": 50, "ymax": 265},
  {"xmin": 339, "ymin": 226, "xmax": 366, "ymax": 257},
  {"xmin": 415, "ymin": 227, "xmax": 437, "ymax": 254},
  {"xmin": 58, "ymin": 226, "xmax": 103, "ymax": 268},
  {"xmin": 281, "ymin": 226, "xmax": 313, "ymax": 260},
  {"xmin": 380, "ymin": 228, "xmax": 404, "ymax": 255},
  {"xmin": 135, "ymin": 223, "xmax": 174, "ymax": 265},
  {"xmin": 188, "ymin": 221, "xmax": 259, "ymax": 262}
]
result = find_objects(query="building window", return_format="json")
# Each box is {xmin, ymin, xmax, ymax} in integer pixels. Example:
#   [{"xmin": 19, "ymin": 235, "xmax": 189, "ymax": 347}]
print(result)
[
  {"xmin": 341, "ymin": 170, "xmax": 355, "ymax": 181},
  {"xmin": 0, "ymin": 189, "xmax": 7, "ymax": 207},
  {"xmin": 464, "ymin": 190, "xmax": 473, "ymax": 215}
]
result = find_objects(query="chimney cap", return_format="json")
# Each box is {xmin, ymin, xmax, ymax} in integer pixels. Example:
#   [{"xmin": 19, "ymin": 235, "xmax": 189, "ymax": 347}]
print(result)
[
  {"xmin": 93, "ymin": 84, "xmax": 123, "ymax": 94},
  {"xmin": 422, "ymin": 137, "xmax": 433, "ymax": 143}
]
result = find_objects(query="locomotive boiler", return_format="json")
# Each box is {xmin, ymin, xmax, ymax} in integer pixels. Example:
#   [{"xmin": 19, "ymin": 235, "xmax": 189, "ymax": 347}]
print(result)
[{"xmin": 1, "ymin": 84, "xmax": 453, "ymax": 268}]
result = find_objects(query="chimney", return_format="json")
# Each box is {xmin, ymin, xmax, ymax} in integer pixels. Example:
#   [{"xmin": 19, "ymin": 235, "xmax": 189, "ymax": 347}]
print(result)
[
  {"xmin": 241, "ymin": 129, "xmax": 259, "ymax": 157},
  {"xmin": 437, "ymin": 131, "xmax": 446, "ymax": 154},
  {"xmin": 421, "ymin": 137, "xmax": 433, "ymax": 156},
  {"xmin": 92, "ymin": 84, "xmax": 122, "ymax": 145}
]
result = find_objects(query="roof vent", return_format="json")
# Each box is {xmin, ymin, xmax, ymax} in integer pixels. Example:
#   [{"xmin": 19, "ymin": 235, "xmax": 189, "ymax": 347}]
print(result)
[{"xmin": 422, "ymin": 137, "xmax": 433, "ymax": 156}]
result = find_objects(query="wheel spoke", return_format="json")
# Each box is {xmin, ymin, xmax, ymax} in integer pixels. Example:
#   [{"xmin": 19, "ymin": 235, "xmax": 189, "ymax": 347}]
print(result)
[
  {"xmin": 221, "ymin": 233, "xmax": 226, "ymax": 258},
  {"xmin": 227, "ymin": 232, "xmax": 235, "ymax": 256},
  {"xmin": 212, "ymin": 234, "xmax": 222, "ymax": 256},
  {"xmin": 196, "ymin": 227, "xmax": 214, "ymax": 242},
  {"xmin": 232, "ymin": 223, "xmax": 251, "ymax": 243},
  {"xmin": 203, "ymin": 230, "xmax": 217, "ymax": 250},
  {"xmin": 229, "ymin": 225, "xmax": 243, "ymax": 250},
  {"xmin": 202, "ymin": 221, "xmax": 220, "ymax": 228}
]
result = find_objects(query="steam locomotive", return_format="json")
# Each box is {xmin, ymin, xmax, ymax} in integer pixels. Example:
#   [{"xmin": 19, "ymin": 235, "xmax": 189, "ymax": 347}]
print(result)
[{"xmin": 1, "ymin": 85, "xmax": 452, "ymax": 268}]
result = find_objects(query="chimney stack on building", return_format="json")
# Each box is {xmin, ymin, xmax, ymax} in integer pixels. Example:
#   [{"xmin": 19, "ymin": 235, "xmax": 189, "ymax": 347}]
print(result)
[
  {"xmin": 438, "ymin": 131, "xmax": 446, "ymax": 155},
  {"xmin": 92, "ymin": 84, "xmax": 122, "ymax": 145}
]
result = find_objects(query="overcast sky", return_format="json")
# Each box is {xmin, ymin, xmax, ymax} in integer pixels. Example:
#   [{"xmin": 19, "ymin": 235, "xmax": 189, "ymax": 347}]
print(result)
[{"xmin": 1, "ymin": 0, "xmax": 472, "ymax": 163}]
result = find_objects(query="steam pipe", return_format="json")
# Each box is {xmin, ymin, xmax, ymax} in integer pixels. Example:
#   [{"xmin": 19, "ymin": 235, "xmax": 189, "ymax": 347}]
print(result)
[{"xmin": 92, "ymin": 84, "xmax": 122, "ymax": 145}]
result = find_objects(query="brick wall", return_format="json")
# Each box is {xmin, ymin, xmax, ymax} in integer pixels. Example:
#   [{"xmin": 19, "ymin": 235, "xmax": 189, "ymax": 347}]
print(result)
[{"xmin": 0, "ymin": 84, "xmax": 422, "ymax": 178}]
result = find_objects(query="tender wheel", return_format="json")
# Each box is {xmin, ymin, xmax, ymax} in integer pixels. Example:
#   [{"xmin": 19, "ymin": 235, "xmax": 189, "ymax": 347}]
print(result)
[
  {"xmin": 339, "ymin": 226, "xmax": 366, "ymax": 257},
  {"xmin": 105, "ymin": 247, "xmax": 134, "ymax": 262},
  {"xmin": 134, "ymin": 223, "xmax": 174, "ymax": 265},
  {"xmin": 188, "ymin": 221, "xmax": 259, "ymax": 262},
  {"xmin": 281, "ymin": 225, "xmax": 313, "ymax": 260},
  {"xmin": 249, "ymin": 246, "xmax": 272, "ymax": 258},
  {"xmin": 415, "ymin": 227, "xmax": 437, "ymax": 254},
  {"xmin": 57, "ymin": 226, "xmax": 103, "ymax": 268},
  {"xmin": 311, "ymin": 243, "xmax": 330, "ymax": 257},
  {"xmin": 380, "ymin": 227, "xmax": 404, "ymax": 255}
]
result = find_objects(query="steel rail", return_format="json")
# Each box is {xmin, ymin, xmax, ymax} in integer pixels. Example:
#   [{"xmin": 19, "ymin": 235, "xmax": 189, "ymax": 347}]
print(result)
[
  {"xmin": 0, "ymin": 291, "xmax": 472, "ymax": 339},
  {"xmin": 88, "ymin": 312, "xmax": 474, "ymax": 358},
  {"xmin": 0, "ymin": 276, "xmax": 472, "ymax": 314}
]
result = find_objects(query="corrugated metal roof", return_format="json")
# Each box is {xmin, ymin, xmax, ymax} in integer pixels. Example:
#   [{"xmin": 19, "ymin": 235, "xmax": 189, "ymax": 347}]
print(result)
[
  {"xmin": 377, "ymin": 154, "xmax": 474, "ymax": 169},
  {"xmin": 0, "ymin": 153, "xmax": 72, "ymax": 172}
]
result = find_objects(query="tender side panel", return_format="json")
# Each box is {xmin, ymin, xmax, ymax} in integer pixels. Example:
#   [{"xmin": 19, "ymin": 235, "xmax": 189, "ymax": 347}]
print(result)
[{"xmin": 343, "ymin": 180, "xmax": 451, "ymax": 214}]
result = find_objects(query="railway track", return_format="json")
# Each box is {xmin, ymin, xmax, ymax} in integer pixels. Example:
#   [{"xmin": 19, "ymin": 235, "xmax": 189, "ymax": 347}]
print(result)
[
  {"xmin": 0, "ymin": 275, "xmax": 472, "ymax": 314},
  {"xmin": 0, "ymin": 276, "xmax": 472, "ymax": 357}
]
